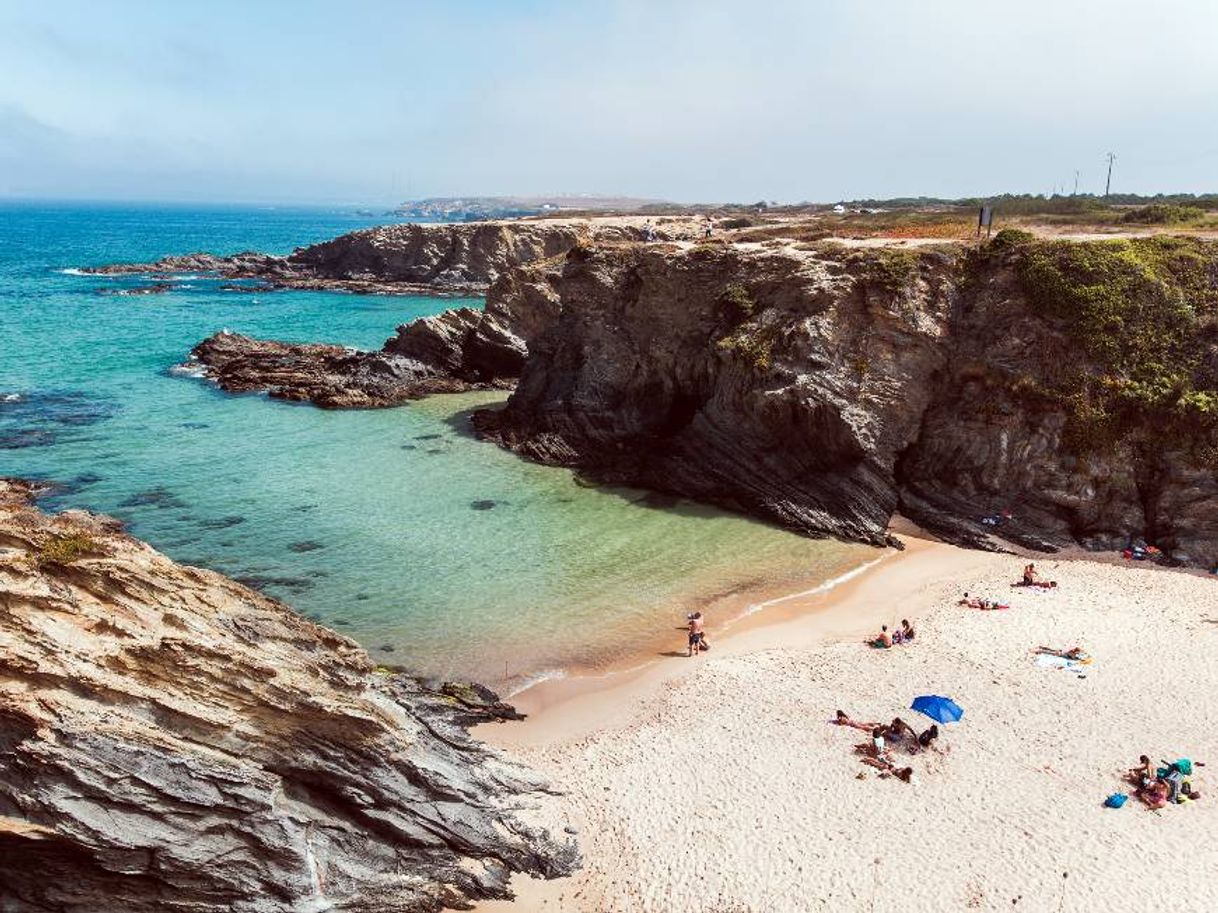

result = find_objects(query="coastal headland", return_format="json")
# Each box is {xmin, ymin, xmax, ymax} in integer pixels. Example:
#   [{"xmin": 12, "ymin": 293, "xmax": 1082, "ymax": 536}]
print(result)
[{"xmin": 45, "ymin": 208, "xmax": 1218, "ymax": 912}]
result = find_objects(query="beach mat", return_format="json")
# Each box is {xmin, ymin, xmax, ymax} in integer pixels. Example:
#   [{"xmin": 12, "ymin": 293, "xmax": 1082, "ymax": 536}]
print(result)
[{"xmin": 1034, "ymin": 653, "xmax": 1090, "ymax": 671}]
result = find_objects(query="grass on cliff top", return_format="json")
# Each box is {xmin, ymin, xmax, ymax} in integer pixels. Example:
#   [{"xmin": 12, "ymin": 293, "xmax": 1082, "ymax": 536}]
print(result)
[{"xmin": 1007, "ymin": 235, "xmax": 1218, "ymax": 459}]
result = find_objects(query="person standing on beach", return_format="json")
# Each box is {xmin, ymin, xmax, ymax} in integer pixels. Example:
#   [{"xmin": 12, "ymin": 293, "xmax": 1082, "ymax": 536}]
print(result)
[{"xmin": 687, "ymin": 611, "xmax": 706, "ymax": 657}]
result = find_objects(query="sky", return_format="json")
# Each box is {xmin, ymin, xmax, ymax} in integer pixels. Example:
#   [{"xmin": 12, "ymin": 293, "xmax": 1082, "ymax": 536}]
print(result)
[{"xmin": 2, "ymin": 0, "xmax": 1217, "ymax": 205}]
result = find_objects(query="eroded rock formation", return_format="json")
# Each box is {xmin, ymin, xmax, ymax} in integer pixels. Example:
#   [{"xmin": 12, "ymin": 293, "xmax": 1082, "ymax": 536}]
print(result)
[
  {"xmin": 85, "ymin": 220, "xmax": 641, "ymax": 296},
  {"xmin": 0, "ymin": 479, "xmax": 575, "ymax": 912},
  {"xmin": 186, "ymin": 257, "xmax": 562, "ymax": 407},
  {"xmin": 476, "ymin": 237, "xmax": 1218, "ymax": 565}
]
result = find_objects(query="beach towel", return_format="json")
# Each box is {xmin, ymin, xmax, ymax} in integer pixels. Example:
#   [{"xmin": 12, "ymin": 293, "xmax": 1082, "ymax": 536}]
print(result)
[
  {"xmin": 1034, "ymin": 654, "xmax": 1091, "ymax": 670},
  {"xmin": 1104, "ymin": 793, "xmax": 1128, "ymax": 808}
]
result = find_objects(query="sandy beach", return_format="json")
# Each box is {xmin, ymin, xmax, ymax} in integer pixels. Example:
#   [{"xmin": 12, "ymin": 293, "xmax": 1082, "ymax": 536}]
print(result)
[{"xmin": 477, "ymin": 536, "xmax": 1218, "ymax": 912}]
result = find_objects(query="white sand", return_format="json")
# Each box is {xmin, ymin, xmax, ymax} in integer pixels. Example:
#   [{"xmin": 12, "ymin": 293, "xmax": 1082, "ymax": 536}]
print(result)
[{"xmin": 477, "ymin": 541, "xmax": 1218, "ymax": 912}]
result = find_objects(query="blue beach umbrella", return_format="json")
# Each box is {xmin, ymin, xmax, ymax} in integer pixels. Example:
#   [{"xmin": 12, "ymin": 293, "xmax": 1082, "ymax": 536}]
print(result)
[{"xmin": 911, "ymin": 695, "xmax": 963, "ymax": 724}]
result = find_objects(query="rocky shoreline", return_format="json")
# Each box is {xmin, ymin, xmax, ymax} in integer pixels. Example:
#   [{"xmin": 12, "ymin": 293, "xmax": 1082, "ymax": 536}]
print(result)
[
  {"xmin": 184, "ymin": 255, "xmax": 562, "ymax": 407},
  {"xmin": 0, "ymin": 479, "xmax": 575, "ymax": 912},
  {"xmin": 170, "ymin": 228, "xmax": 1218, "ymax": 569},
  {"xmin": 85, "ymin": 220, "xmax": 645, "ymax": 296}
]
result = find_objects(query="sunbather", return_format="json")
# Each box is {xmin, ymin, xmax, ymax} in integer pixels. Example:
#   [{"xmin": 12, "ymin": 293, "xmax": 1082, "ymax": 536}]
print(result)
[
  {"xmin": 868, "ymin": 625, "xmax": 892, "ymax": 649},
  {"xmin": 1128, "ymin": 755, "xmax": 1155, "ymax": 788},
  {"xmin": 885, "ymin": 717, "xmax": 920, "ymax": 747},
  {"xmin": 918, "ymin": 724, "xmax": 940, "ymax": 749},
  {"xmin": 1036, "ymin": 645, "xmax": 1088, "ymax": 661},
  {"xmin": 900, "ymin": 619, "xmax": 916, "ymax": 641},
  {"xmin": 860, "ymin": 756, "xmax": 914, "ymax": 782},
  {"xmin": 958, "ymin": 593, "xmax": 1007, "ymax": 610},
  {"xmin": 855, "ymin": 726, "xmax": 889, "ymax": 760},
  {"xmin": 832, "ymin": 710, "xmax": 881, "ymax": 731}
]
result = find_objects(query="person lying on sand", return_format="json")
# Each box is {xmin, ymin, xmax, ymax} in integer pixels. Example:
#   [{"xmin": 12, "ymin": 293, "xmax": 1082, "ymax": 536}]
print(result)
[
  {"xmin": 1036, "ymin": 645, "xmax": 1088, "ymax": 661},
  {"xmin": 958, "ymin": 593, "xmax": 1007, "ymax": 610},
  {"xmin": 1138, "ymin": 777, "xmax": 1170, "ymax": 809},
  {"xmin": 833, "ymin": 710, "xmax": 881, "ymax": 731},
  {"xmin": 860, "ymin": 756, "xmax": 914, "ymax": 782}
]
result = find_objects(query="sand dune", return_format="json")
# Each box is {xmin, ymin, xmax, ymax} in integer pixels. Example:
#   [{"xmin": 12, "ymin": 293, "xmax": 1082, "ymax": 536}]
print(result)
[{"xmin": 479, "ymin": 542, "xmax": 1218, "ymax": 912}]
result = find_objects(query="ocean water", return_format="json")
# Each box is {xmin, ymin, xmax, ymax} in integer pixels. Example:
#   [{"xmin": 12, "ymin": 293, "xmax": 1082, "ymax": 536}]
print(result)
[{"xmin": 0, "ymin": 201, "xmax": 875, "ymax": 691}]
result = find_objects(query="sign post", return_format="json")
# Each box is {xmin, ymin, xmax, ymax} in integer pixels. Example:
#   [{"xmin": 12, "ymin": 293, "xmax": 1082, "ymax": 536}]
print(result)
[{"xmin": 977, "ymin": 206, "xmax": 994, "ymax": 241}]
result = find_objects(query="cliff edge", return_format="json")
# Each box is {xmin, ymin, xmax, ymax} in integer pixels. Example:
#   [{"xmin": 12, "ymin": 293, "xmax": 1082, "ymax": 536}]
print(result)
[{"xmin": 0, "ymin": 479, "xmax": 575, "ymax": 913}]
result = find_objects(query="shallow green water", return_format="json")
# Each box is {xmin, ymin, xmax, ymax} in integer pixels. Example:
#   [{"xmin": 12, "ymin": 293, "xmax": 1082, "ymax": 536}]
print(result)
[{"xmin": 0, "ymin": 202, "xmax": 873, "ymax": 691}]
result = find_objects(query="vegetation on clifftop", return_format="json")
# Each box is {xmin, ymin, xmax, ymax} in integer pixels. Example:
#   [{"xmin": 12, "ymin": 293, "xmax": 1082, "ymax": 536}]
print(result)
[{"xmin": 1012, "ymin": 236, "xmax": 1218, "ymax": 459}]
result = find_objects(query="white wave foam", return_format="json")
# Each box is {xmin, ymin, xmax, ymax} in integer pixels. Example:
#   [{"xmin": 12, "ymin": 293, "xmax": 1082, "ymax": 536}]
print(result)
[
  {"xmin": 57, "ymin": 267, "xmax": 89, "ymax": 276},
  {"xmin": 168, "ymin": 362, "xmax": 207, "ymax": 378},
  {"xmin": 741, "ymin": 554, "xmax": 891, "ymax": 617},
  {"xmin": 504, "ymin": 666, "xmax": 567, "ymax": 698},
  {"xmin": 1, "ymin": 392, "xmax": 23, "ymax": 403}
]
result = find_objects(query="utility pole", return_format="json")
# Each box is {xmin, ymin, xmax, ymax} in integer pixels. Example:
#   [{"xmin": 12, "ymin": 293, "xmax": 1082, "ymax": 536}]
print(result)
[
  {"xmin": 1073, "ymin": 170, "xmax": 1080, "ymax": 196},
  {"xmin": 1104, "ymin": 152, "xmax": 1116, "ymax": 197}
]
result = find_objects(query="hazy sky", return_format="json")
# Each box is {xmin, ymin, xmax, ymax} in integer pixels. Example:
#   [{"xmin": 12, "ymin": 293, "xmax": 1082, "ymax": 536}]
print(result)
[{"xmin": 2, "ymin": 0, "xmax": 1217, "ymax": 205}]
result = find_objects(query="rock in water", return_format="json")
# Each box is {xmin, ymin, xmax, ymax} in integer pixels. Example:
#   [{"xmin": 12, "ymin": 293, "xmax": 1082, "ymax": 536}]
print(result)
[
  {"xmin": 185, "ymin": 255, "xmax": 563, "ymax": 408},
  {"xmin": 0, "ymin": 479, "xmax": 575, "ymax": 912}
]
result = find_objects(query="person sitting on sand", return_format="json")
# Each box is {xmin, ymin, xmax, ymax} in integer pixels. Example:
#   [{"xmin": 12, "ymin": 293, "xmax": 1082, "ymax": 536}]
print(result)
[
  {"xmin": 869, "ymin": 726, "xmax": 888, "ymax": 759},
  {"xmin": 885, "ymin": 717, "xmax": 920, "ymax": 748},
  {"xmin": 1023, "ymin": 563, "xmax": 1038, "ymax": 585},
  {"xmin": 855, "ymin": 726, "xmax": 890, "ymax": 760},
  {"xmin": 900, "ymin": 619, "xmax": 915, "ymax": 641},
  {"xmin": 1036, "ymin": 645, "xmax": 1087, "ymax": 661},
  {"xmin": 686, "ymin": 611, "xmax": 706, "ymax": 658},
  {"xmin": 1128, "ymin": 755, "xmax": 1156, "ymax": 789},
  {"xmin": 833, "ymin": 710, "xmax": 881, "ymax": 731},
  {"xmin": 869, "ymin": 625, "xmax": 892, "ymax": 649},
  {"xmin": 918, "ymin": 724, "xmax": 940, "ymax": 749}
]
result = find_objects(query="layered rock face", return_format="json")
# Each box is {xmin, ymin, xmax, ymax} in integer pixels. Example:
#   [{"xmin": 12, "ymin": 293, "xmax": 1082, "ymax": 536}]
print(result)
[
  {"xmin": 477, "ymin": 243, "xmax": 956, "ymax": 547},
  {"xmin": 86, "ymin": 220, "xmax": 639, "ymax": 296},
  {"xmin": 0, "ymin": 479, "xmax": 575, "ymax": 912},
  {"xmin": 477, "ymin": 239, "xmax": 1218, "ymax": 565},
  {"xmin": 188, "ymin": 258, "xmax": 561, "ymax": 407}
]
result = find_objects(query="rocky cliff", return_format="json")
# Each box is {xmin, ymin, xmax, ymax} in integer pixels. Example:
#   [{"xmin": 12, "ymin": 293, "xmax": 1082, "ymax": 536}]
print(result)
[
  {"xmin": 86, "ymin": 220, "xmax": 641, "ymax": 296},
  {"xmin": 0, "ymin": 479, "xmax": 575, "ymax": 913},
  {"xmin": 186, "ymin": 257, "xmax": 562, "ymax": 407},
  {"xmin": 476, "ymin": 235, "xmax": 1218, "ymax": 565},
  {"xmin": 176, "ymin": 230, "xmax": 1218, "ymax": 565}
]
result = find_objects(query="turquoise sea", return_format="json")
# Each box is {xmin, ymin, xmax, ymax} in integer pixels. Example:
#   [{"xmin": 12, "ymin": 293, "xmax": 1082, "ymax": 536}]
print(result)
[{"xmin": 0, "ymin": 201, "xmax": 874, "ymax": 691}]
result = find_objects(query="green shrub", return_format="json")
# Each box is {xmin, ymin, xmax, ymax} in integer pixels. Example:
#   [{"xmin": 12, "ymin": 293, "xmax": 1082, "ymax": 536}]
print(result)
[
  {"xmin": 989, "ymin": 228, "xmax": 1035, "ymax": 248},
  {"xmin": 719, "ymin": 217, "xmax": 754, "ymax": 230},
  {"xmin": 1121, "ymin": 204, "xmax": 1205, "ymax": 225},
  {"xmin": 1014, "ymin": 236, "xmax": 1218, "ymax": 458},
  {"xmin": 717, "ymin": 326, "xmax": 775, "ymax": 371},
  {"xmin": 854, "ymin": 249, "xmax": 921, "ymax": 293},
  {"xmin": 718, "ymin": 283, "xmax": 756, "ymax": 320},
  {"xmin": 38, "ymin": 533, "xmax": 99, "ymax": 566}
]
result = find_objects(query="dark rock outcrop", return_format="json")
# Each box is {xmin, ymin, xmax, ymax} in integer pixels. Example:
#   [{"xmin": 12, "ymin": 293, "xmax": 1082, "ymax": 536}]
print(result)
[
  {"xmin": 84, "ymin": 220, "xmax": 641, "ymax": 296},
  {"xmin": 0, "ymin": 479, "xmax": 575, "ymax": 912},
  {"xmin": 186, "ymin": 258, "xmax": 562, "ymax": 407}
]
